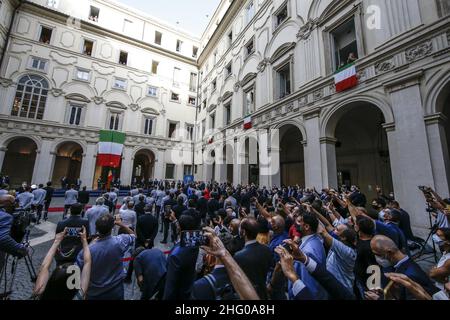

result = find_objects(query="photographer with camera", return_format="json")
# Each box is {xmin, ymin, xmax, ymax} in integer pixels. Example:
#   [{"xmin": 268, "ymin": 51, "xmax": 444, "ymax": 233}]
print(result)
[{"xmin": 0, "ymin": 195, "xmax": 28, "ymax": 273}]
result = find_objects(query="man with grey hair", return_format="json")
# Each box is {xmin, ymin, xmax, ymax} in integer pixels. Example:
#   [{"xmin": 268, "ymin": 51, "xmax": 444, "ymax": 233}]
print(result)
[{"xmin": 86, "ymin": 197, "xmax": 109, "ymax": 235}]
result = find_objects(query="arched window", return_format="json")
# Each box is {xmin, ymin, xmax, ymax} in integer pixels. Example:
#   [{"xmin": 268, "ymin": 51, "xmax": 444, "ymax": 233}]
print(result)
[{"xmin": 11, "ymin": 75, "xmax": 49, "ymax": 120}]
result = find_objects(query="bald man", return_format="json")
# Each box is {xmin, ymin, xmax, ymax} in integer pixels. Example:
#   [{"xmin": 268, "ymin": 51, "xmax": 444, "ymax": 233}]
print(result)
[
  {"xmin": 0, "ymin": 195, "xmax": 27, "ymax": 272},
  {"xmin": 370, "ymin": 235, "xmax": 439, "ymax": 300}
]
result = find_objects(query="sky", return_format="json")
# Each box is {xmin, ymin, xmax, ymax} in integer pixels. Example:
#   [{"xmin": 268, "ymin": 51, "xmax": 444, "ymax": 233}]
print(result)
[{"xmin": 118, "ymin": 0, "xmax": 221, "ymax": 37}]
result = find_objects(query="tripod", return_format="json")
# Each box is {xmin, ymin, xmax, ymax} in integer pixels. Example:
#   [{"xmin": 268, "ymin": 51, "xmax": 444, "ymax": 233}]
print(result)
[
  {"xmin": 0, "ymin": 228, "xmax": 38, "ymax": 300},
  {"xmin": 412, "ymin": 206, "xmax": 439, "ymax": 264}
]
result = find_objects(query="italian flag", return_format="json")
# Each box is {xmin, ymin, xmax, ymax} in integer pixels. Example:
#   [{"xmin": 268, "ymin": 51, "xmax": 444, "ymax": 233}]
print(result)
[
  {"xmin": 97, "ymin": 130, "xmax": 126, "ymax": 168},
  {"xmin": 334, "ymin": 63, "xmax": 358, "ymax": 92},
  {"xmin": 243, "ymin": 116, "xmax": 252, "ymax": 130}
]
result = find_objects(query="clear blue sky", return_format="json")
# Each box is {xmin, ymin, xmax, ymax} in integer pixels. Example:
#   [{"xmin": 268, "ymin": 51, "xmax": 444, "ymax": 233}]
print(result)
[{"xmin": 118, "ymin": 0, "xmax": 221, "ymax": 36}]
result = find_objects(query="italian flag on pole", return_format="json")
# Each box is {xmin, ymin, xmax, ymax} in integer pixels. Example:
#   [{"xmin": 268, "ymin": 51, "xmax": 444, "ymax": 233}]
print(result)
[
  {"xmin": 243, "ymin": 116, "xmax": 252, "ymax": 130},
  {"xmin": 97, "ymin": 130, "xmax": 126, "ymax": 168},
  {"xmin": 334, "ymin": 63, "xmax": 358, "ymax": 92}
]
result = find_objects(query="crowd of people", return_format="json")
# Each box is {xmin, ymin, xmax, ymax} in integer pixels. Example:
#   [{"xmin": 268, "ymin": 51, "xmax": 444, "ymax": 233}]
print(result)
[{"xmin": 0, "ymin": 178, "xmax": 449, "ymax": 300}]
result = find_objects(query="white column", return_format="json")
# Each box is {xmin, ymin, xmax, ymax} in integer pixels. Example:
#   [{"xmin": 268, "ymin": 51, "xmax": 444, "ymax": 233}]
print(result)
[
  {"xmin": 176, "ymin": 164, "xmax": 183, "ymax": 181},
  {"xmin": 32, "ymin": 138, "xmax": 55, "ymax": 185},
  {"xmin": 258, "ymin": 129, "xmax": 270, "ymax": 188},
  {"xmin": 154, "ymin": 148, "xmax": 165, "ymax": 180},
  {"xmin": 233, "ymin": 138, "xmax": 242, "ymax": 185},
  {"xmin": 80, "ymin": 143, "xmax": 97, "ymax": 190},
  {"xmin": 385, "ymin": 74, "xmax": 435, "ymax": 235},
  {"xmin": 216, "ymin": 145, "xmax": 226, "ymax": 183},
  {"xmin": 120, "ymin": 146, "xmax": 134, "ymax": 186},
  {"xmin": 320, "ymin": 137, "xmax": 338, "ymax": 189},
  {"xmin": 304, "ymin": 110, "xmax": 323, "ymax": 189},
  {"xmin": 425, "ymin": 114, "xmax": 450, "ymax": 197}
]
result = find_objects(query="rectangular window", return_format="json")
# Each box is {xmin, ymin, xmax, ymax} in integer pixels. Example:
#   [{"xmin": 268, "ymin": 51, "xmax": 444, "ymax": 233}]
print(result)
[
  {"xmin": 143, "ymin": 117, "xmax": 154, "ymax": 135},
  {"xmin": 244, "ymin": 88, "xmax": 255, "ymax": 115},
  {"xmin": 245, "ymin": 39, "xmax": 254, "ymax": 58},
  {"xmin": 188, "ymin": 96, "xmax": 196, "ymax": 106},
  {"xmin": 39, "ymin": 26, "xmax": 53, "ymax": 44},
  {"xmin": 168, "ymin": 122, "xmax": 177, "ymax": 138},
  {"xmin": 30, "ymin": 57, "xmax": 47, "ymax": 71},
  {"xmin": 245, "ymin": 1, "xmax": 255, "ymax": 24},
  {"xmin": 109, "ymin": 113, "xmax": 121, "ymax": 131},
  {"xmin": 89, "ymin": 6, "xmax": 100, "ymax": 22},
  {"xmin": 277, "ymin": 63, "xmax": 291, "ymax": 99},
  {"xmin": 171, "ymin": 92, "xmax": 180, "ymax": 102},
  {"xmin": 189, "ymin": 72, "xmax": 198, "ymax": 92},
  {"xmin": 82, "ymin": 39, "xmax": 94, "ymax": 56},
  {"xmin": 184, "ymin": 165, "xmax": 193, "ymax": 176},
  {"xmin": 186, "ymin": 125, "xmax": 194, "ymax": 140},
  {"xmin": 147, "ymin": 86, "xmax": 158, "ymax": 97},
  {"xmin": 113, "ymin": 78, "xmax": 127, "ymax": 90},
  {"xmin": 165, "ymin": 164, "xmax": 175, "ymax": 179},
  {"xmin": 224, "ymin": 103, "xmax": 231, "ymax": 125},
  {"xmin": 75, "ymin": 68, "xmax": 90, "ymax": 81},
  {"xmin": 193, "ymin": 46, "xmax": 198, "ymax": 58},
  {"xmin": 331, "ymin": 19, "xmax": 358, "ymax": 70},
  {"xmin": 123, "ymin": 19, "xmax": 133, "ymax": 34},
  {"xmin": 68, "ymin": 104, "xmax": 83, "ymax": 126},
  {"xmin": 210, "ymin": 113, "xmax": 216, "ymax": 129},
  {"xmin": 173, "ymin": 67, "xmax": 181, "ymax": 87},
  {"xmin": 228, "ymin": 30, "xmax": 233, "ymax": 48},
  {"xmin": 151, "ymin": 61, "xmax": 159, "ymax": 74},
  {"xmin": 201, "ymin": 119, "xmax": 206, "ymax": 137},
  {"xmin": 275, "ymin": 4, "xmax": 288, "ymax": 28},
  {"xmin": 176, "ymin": 40, "xmax": 183, "ymax": 52},
  {"xmin": 225, "ymin": 62, "xmax": 232, "ymax": 78},
  {"xmin": 119, "ymin": 51, "xmax": 128, "ymax": 65},
  {"xmin": 437, "ymin": 0, "xmax": 450, "ymax": 17},
  {"xmin": 155, "ymin": 31, "xmax": 162, "ymax": 45}
]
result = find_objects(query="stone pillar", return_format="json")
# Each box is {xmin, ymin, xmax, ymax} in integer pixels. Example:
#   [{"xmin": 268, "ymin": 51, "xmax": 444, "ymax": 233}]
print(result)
[
  {"xmin": 268, "ymin": 129, "xmax": 281, "ymax": 187},
  {"xmin": 258, "ymin": 129, "xmax": 270, "ymax": 188},
  {"xmin": 154, "ymin": 148, "xmax": 165, "ymax": 180},
  {"xmin": 304, "ymin": 109, "xmax": 323, "ymax": 189},
  {"xmin": 384, "ymin": 72, "xmax": 435, "ymax": 235},
  {"xmin": 425, "ymin": 114, "xmax": 450, "ymax": 197},
  {"xmin": 0, "ymin": 147, "xmax": 6, "ymax": 173},
  {"xmin": 320, "ymin": 137, "xmax": 338, "ymax": 189},
  {"xmin": 233, "ymin": 138, "xmax": 242, "ymax": 185},
  {"xmin": 80, "ymin": 143, "xmax": 97, "ymax": 189},
  {"xmin": 175, "ymin": 164, "xmax": 183, "ymax": 181},
  {"xmin": 120, "ymin": 146, "xmax": 134, "ymax": 186},
  {"xmin": 216, "ymin": 145, "xmax": 226, "ymax": 183},
  {"xmin": 32, "ymin": 138, "xmax": 55, "ymax": 185}
]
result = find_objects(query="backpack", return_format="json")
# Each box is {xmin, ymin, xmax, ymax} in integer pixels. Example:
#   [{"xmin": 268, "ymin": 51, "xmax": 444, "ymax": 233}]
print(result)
[{"xmin": 204, "ymin": 273, "xmax": 239, "ymax": 300}]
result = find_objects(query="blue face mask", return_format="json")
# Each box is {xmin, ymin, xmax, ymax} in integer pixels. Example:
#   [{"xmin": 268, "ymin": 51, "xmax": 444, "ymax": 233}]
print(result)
[{"xmin": 432, "ymin": 234, "xmax": 444, "ymax": 247}]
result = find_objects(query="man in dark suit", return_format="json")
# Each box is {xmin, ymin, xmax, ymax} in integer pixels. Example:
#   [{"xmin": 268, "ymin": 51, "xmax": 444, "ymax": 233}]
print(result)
[
  {"xmin": 161, "ymin": 193, "xmax": 177, "ymax": 244},
  {"xmin": 134, "ymin": 195, "xmax": 147, "ymax": 218},
  {"xmin": 55, "ymin": 203, "xmax": 90, "ymax": 265},
  {"xmin": 191, "ymin": 262, "xmax": 231, "ymax": 300},
  {"xmin": 182, "ymin": 199, "xmax": 202, "ymax": 229},
  {"xmin": 78, "ymin": 186, "xmax": 90, "ymax": 218},
  {"xmin": 43, "ymin": 181, "xmax": 54, "ymax": 221},
  {"xmin": 163, "ymin": 215, "xmax": 199, "ymax": 300},
  {"xmin": 207, "ymin": 192, "xmax": 221, "ymax": 219},
  {"xmin": 370, "ymin": 235, "xmax": 440, "ymax": 300},
  {"xmin": 136, "ymin": 207, "xmax": 159, "ymax": 248},
  {"xmin": 233, "ymin": 217, "xmax": 273, "ymax": 299}
]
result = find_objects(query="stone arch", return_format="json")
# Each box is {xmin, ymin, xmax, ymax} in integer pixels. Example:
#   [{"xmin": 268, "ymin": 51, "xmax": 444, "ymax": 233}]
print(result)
[
  {"xmin": 321, "ymin": 94, "xmax": 394, "ymax": 138},
  {"xmin": 264, "ymin": 22, "xmax": 299, "ymax": 60},
  {"xmin": 62, "ymin": 81, "xmax": 97, "ymax": 99},
  {"xmin": 13, "ymin": 71, "xmax": 54, "ymax": 88},
  {"xmin": 52, "ymin": 139, "xmax": 86, "ymax": 156},
  {"xmin": 423, "ymin": 67, "xmax": 450, "ymax": 116},
  {"xmin": 0, "ymin": 133, "xmax": 42, "ymax": 151},
  {"xmin": 51, "ymin": 140, "xmax": 85, "ymax": 187},
  {"xmin": 272, "ymin": 119, "xmax": 308, "ymax": 142}
]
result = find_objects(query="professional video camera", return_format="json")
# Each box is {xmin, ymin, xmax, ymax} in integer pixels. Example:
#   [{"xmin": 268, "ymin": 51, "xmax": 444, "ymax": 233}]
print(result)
[{"xmin": 10, "ymin": 209, "xmax": 36, "ymax": 243}]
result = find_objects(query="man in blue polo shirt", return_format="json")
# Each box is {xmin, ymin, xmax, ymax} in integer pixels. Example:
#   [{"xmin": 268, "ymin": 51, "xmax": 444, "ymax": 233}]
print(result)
[{"xmin": 77, "ymin": 214, "xmax": 135, "ymax": 300}]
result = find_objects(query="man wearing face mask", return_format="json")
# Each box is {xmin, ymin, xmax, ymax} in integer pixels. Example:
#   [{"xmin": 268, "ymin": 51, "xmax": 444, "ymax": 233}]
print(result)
[
  {"xmin": 429, "ymin": 228, "xmax": 450, "ymax": 291},
  {"xmin": 369, "ymin": 235, "xmax": 439, "ymax": 300},
  {"xmin": 0, "ymin": 195, "xmax": 28, "ymax": 273}
]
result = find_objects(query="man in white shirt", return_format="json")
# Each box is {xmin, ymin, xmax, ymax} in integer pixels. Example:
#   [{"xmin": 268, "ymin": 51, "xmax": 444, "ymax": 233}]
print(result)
[
  {"xmin": 31, "ymin": 184, "xmax": 47, "ymax": 224},
  {"xmin": 86, "ymin": 197, "xmax": 110, "ymax": 235},
  {"xmin": 64, "ymin": 184, "xmax": 79, "ymax": 219},
  {"xmin": 119, "ymin": 201, "xmax": 137, "ymax": 230},
  {"xmin": 17, "ymin": 186, "xmax": 34, "ymax": 210}
]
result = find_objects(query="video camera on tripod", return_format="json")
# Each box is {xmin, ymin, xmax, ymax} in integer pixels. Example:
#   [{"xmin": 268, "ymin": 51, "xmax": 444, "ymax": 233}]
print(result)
[{"xmin": 10, "ymin": 209, "xmax": 37, "ymax": 243}]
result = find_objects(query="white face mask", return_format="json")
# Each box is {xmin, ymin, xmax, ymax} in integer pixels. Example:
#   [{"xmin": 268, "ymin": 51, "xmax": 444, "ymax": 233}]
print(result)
[{"xmin": 375, "ymin": 255, "xmax": 393, "ymax": 268}]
